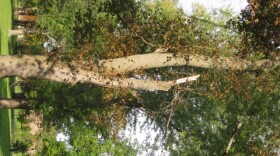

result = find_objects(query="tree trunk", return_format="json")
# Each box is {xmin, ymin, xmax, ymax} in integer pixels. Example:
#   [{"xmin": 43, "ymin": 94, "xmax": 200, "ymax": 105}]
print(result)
[
  {"xmin": 8, "ymin": 29, "xmax": 38, "ymax": 36},
  {"xmin": 14, "ymin": 7, "xmax": 37, "ymax": 15},
  {"xmin": 0, "ymin": 98, "xmax": 29, "ymax": 109},
  {"xmin": 9, "ymin": 29, "xmax": 27, "ymax": 36},
  {"xmin": 13, "ymin": 20, "xmax": 36, "ymax": 28},
  {"xmin": 0, "ymin": 53, "xmax": 278, "ymax": 91},
  {"xmin": 0, "ymin": 55, "xmax": 199, "ymax": 91}
]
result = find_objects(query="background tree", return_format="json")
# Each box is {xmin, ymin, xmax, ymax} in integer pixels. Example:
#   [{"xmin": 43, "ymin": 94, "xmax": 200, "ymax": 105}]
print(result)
[{"xmin": 228, "ymin": 0, "xmax": 280, "ymax": 58}]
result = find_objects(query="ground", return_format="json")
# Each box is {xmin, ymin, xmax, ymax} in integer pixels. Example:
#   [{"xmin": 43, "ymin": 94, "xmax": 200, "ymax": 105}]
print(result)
[{"xmin": 0, "ymin": 0, "xmax": 13, "ymax": 155}]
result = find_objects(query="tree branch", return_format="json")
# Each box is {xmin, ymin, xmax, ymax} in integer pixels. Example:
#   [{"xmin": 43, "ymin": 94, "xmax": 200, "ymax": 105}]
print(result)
[
  {"xmin": 0, "ymin": 55, "xmax": 199, "ymax": 91},
  {"xmin": 99, "ymin": 53, "xmax": 280, "ymax": 73},
  {"xmin": 224, "ymin": 122, "xmax": 243, "ymax": 155},
  {"xmin": 132, "ymin": 30, "xmax": 156, "ymax": 47},
  {"xmin": 0, "ymin": 98, "xmax": 29, "ymax": 109}
]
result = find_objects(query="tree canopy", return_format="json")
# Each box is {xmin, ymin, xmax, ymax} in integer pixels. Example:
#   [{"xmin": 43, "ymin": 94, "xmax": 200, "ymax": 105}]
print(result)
[{"xmin": 1, "ymin": 0, "xmax": 280, "ymax": 155}]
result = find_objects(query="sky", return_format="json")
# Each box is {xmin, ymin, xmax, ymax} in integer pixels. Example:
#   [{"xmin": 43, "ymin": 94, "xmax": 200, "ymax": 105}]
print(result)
[{"xmin": 178, "ymin": 0, "xmax": 248, "ymax": 14}]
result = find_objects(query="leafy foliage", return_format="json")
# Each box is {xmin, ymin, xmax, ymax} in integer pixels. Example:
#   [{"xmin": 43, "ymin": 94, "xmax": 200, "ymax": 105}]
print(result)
[
  {"xmin": 36, "ymin": 126, "xmax": 68, "ymax": 155},
  {"xmin": 15, "ymin": 0, "xmax": 280, "ymax": 155},
  {"xmin": 37, "ymin": 123, "xmax": 136, "ymax": 155},
  {"xmin": 165, "ymin": 68, "xmax": 280, "ymax": 155},
  {"xmin": 24, "ymin": 80, "xmax": 132, "ymax": 137},
  {"xmin": 11, "ymin": 130, "xmax": 33, "ymax": 153},
  {"xmin": 67, "ymin": 123, "xmax": 136, "ymax": 156},
  {"xmin": 228, "ymin": 0, "xmax": 280, "ymax": 58}
]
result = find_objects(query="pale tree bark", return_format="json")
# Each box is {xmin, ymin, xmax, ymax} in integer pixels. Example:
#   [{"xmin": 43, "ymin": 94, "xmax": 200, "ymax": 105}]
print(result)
[
  {"xmin": 0, "ymin": 53, "xmax": 279, "ymax": 91},
  {"xmin": 0, "ymin": 55, "xmax": 199, "ymax": 91},
  {"xmin": 8, "ymin": 29, "xmax": 27, "ymax": 36},
  {"xmin": 8, "ymin": 29, "xmax": 37, "ymax": 36},
  {"xmin": 99, "ymin": 53, "xmax": 280, "ymax": 72},
  {"xmin": 0, "ymin": 98, "xmax": 29, "ymax": 109}
]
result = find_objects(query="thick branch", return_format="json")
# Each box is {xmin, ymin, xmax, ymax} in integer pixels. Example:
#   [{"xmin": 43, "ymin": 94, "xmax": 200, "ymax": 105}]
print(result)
[
  {"xmin": 99, "ymin": 53, "xmax": 280, "ymax": 73},
  {"xmin": 0, "ymin": 55, "xmax": 199, "ymax": 91},
  {"xmin": 0, "ymin": 98, "xmax": 29, "ymax": 109}
]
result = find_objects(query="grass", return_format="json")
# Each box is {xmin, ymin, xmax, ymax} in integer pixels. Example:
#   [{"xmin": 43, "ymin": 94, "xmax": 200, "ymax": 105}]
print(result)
[{"xmin": 0, "ymin": 0, "xmax": 13, "ymax": 155}]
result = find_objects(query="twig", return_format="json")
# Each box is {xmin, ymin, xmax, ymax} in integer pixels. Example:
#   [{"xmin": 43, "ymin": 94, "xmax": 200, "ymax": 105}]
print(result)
[
  {"xmin": 132, "ymin": 30, "xmax": 156, "ymax": 47},
  {"xmin": 165, "ymin": 89, "xmax": 184, "ymax": 140}
]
